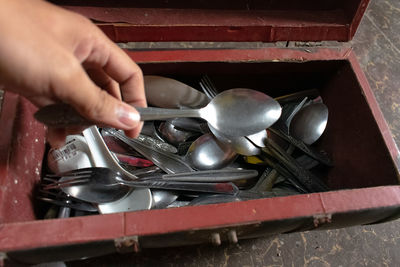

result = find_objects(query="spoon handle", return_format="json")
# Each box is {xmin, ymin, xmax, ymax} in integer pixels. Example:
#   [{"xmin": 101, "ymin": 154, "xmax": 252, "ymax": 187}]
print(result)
[
  {"xmin": 136, "ymin": 107, "xmax": 201, "ymax": 121},
  {"xmin": 161, "ymin": 169, "xmax": 259, "ymax": 182},
  {"xmin": 104, "ymin": 128, "xmax": 194, "ymax": 174},
  {"xmin": 269, "ymin": 127, "xmax": 333, "ymax": 167},
  {"xmin": 114, "ymin": 176, "xmax": 239, "ymax": 195},
  {"xmin": 264, "ymin": 139, "xmax": 329, "ymax": 192},
  {"xmin": 33, "ymin": 104, "xmax": 202, "ymax": 128}
]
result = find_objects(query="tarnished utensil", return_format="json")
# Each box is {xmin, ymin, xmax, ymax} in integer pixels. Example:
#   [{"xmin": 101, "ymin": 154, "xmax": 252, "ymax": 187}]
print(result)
[
  {"xmin": 35, "ymin": 88, "xmax": 282, "ymax": 137},
  {"xmin": 144, "ymin": 75, "xmax": 209, "ymax": 109}
]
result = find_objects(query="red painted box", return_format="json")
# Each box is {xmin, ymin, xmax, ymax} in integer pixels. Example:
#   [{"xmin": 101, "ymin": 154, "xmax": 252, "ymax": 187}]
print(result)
[{"xmin": 2, "ymin": 0, "xmax": 400, "ymax": 264}]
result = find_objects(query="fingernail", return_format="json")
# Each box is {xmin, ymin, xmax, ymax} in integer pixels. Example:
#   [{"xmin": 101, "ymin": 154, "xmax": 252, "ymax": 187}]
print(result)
[{"xmin": 117, "ymin": 105, "xmax": 140, "ymax": 128}]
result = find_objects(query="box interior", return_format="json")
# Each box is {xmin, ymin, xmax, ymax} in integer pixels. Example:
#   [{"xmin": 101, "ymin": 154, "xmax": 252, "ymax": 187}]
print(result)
[
  {"xmin": 1, "ymin": 58, "xmax": 398, "ymax": 225},
  {"xmin": 50, "ymin": 0, "xmax": 367, "ymax": 42}
]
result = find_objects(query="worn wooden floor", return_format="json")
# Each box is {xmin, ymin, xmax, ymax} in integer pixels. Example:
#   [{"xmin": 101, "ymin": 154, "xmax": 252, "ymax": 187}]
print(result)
[{"xmin": 63, "ymin": 0, "xmax": 398, "ymax": 266}]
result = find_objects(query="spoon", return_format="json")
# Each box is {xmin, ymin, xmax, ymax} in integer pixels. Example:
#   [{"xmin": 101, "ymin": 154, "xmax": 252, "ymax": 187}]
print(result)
[
  {"xmin": 205, "ymin": 98, "xmax": 305, "ymax": 157},
  {"xmin": 97, "ymin": 188, "xmax": 156, "ymax": 214},
  {"xmin": 208, "ymin": 124, "xmax": 261, "ymax": 156},
  {"xmin": 157, "ymin": 119, "xmax": 200, "ymax": 146},
  {"xmin": 34, "ymin": 88, "xmax": 282, "ymax": 137},
  {"xmin": 199, "ymin": 76, "xmax": 268, "ymax": 150},
  {"xmin": 151, "ymin": 190, "xmax": 179, "ymax": 209},
  {"xmin": 185, "ymin": 133, "xmax": 238, "ymax": 170},
  {"xmin": 105, "ymin": 128, "xmax": 233, "ymax": 172},
  {"xmin": 144, "ymin": 75, "xmax": 209, "ymax": 109},
  {"xmin": 289, "ymin": 103, "xmax": 328, "ymax": 145},
  {"xmin": 103, "ymin": 128, "xmax": 195, "ymax": 174}
]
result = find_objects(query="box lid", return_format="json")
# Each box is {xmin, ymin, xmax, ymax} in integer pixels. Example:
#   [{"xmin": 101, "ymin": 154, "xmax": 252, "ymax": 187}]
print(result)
[{"xmin": 51, "ymin": 0, "xmax": 369, "ymax": 43}]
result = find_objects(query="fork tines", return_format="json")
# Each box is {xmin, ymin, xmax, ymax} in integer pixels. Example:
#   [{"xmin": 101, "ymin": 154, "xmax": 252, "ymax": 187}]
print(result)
[
  {"xmin": 42, "ymin": 173, "xmax": 92, "ymax": 190},
  {"xmin": 199, "ymin": 75, "xmax": 218, "ymax": 99}
]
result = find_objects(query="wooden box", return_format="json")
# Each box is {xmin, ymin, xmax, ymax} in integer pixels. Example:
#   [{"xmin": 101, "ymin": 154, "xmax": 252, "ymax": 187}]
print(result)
[{"xmin": 2, "ymin": 0, "xmax": 400, "ymax": 264}]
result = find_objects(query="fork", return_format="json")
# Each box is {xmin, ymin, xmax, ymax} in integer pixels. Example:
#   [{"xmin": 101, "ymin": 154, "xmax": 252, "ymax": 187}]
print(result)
[
  {"xmin": 199, "ymin": 75, "xmax": 219, "ymax": 99},
  {"xmin": 43, "ymin": 167, "xmax": 240, "ymax": 195}
]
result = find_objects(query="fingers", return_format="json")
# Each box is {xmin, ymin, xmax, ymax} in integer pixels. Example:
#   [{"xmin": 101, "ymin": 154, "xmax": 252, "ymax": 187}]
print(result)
[
  {"xmin": 81, "ymin": 32, "xmax": 146, "ymax": 108},
  {"xmin": 85, "ymin": 67, "xmax": 121, "ymax": 99},
  {"xmin": 51, "ymin": 53, "xmax": 141, "ymax": 132},
  {"xmin": 100, "ymin": 42, "xmax": 146, "ymax": 138},
  {"xmin": 84, "ymin": 58, "xmax": 143, "ymax": 138},
  {"xmin": 102, "ymin": 41, "xmax": 146, "ymax": 108}
]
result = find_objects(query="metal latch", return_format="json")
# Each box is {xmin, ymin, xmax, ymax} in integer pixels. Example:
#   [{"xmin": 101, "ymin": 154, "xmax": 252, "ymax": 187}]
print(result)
[
  {"xmin": 313, "ymin": 214, "xmax": 332, "ymax": 227},
  {"xmin": 114, "ymin": 236, "xmax": 140, "ymax": 253}
]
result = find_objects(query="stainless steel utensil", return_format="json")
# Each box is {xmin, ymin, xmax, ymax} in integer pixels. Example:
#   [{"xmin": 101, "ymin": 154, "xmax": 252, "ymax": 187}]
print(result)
[
  {"xmin": 185, "ymin": 133, "xmax": 238, "ymax": 170},
  {"xmin": 135, "ymin": 133, "xmax": 178, "ymax": 154},
  {"xmin": 208, "ymin": 124, "xmax": 261, "ymax": 156},
  {"xmin": 144, "ymin": 75, "xmax": 209, "ymax": 109},
  {"xmin": 161, "ymin": 169, "xmax": 258, "ymax": 182},
  {"xmin": 35, "ymin": 88, "xmax": 282, "ymax": 137},
  {"xmin": 289, "ymin": 103, "xmax": 329, "ymax": 145},
  {"xmin": 37, "ymin": 197, "xmax": 98, "ymax": 213},
  {"xmin": 106, "ymin": 128, "xmax": 240, "ymax": 174},
  {"xmin": 262, "ymin": 138, "xmax": 329, "ymax": 192},
  {"xmin": 97, "ymin": 188, "xmax": 156, "ymax": 214},
  {"xmin": 44, "ymin": 168, "xmax": 239, "ymax": 204},
  {"xmin": 151, "ymin": 190, "xmax": 179, "ymax": 209},
  {"xmin": 103, "ymin": 128, "xmax": 195, "ymax": 174},
  {"xmin": 269, "ymin": 127, "xmax": 333, "ymax": 166},
  {"xmin": 82, "ymin": 126, "xmax": 153, "ymax": 207},
  {"xmin": 199, "ymin": 75, "xmax": 269, "ymax": 151},
  {"xmin": 158, "ymin": 119, "xmax": 200, "ymax": 146}
]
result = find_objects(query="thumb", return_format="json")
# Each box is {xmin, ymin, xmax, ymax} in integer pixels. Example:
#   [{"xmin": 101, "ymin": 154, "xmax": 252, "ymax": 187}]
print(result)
[{"xmin": 51, "ymin": 56, "xmax": 140, "ymax": 130}]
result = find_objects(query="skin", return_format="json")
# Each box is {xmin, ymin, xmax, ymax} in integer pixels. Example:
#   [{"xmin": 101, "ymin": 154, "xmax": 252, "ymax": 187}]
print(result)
[{"xmin": 0, "ymin": 0, "xmax": 146, "ymax": 147}]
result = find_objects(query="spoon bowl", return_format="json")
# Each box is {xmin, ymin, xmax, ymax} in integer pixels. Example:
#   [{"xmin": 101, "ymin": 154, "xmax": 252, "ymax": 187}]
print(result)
[
  {"xmin": 158, "ymin": 120, "xmax": 199, "ymax": 146},
  {"xmin": 144, "ymin": 75, "xmax": 209, "ymax": 108},
  {"xmin": 208, "ymin": 124, "xmax": 261, "ymax": 156},
  {"xmin": 185, "ymin": 133, "xmax": 237, "ymax": 170},
  {"xmin": 151, "ymin": 190, "xmax": 179, "ymax": 209},
  {"xmin": 289, "ymin": 103, "xmax": 328, "ymax": 145}
]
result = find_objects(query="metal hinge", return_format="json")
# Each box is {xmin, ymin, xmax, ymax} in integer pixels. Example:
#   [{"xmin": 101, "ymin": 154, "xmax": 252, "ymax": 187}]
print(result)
[{"xmin": 114, "ymin": 236, "xmax": 140, "ymax": 253}]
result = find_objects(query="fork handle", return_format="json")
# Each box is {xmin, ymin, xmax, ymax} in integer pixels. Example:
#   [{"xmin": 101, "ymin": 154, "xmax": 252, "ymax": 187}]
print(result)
[{"xmin": 115, "ymin": 176, "xmax": 239, "ymax": 195}]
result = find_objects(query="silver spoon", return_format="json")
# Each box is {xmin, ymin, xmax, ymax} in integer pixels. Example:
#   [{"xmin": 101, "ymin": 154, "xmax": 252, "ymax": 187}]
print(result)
[
  {"xmin": 289, "ymin": 103, "xmax": 328, "ymax": 145},
  {"xmin": 157, "ymin": 119, "xmax": 199, "ymax": 146},
  {"xmin": 34, "ymin": 88, "xmax": 282, "ymax": 138},
  {"xmin": 199, "ymin": 76, "xmax": 269, "ymax": 150},
  {"xmin": 151, "ymin": 190, "xmax": 179, "ymax": 209},
  {"xmin": 208, "ymin": 124, "xmax": 261, "ymax": 156},
  {"xmin": 206, "ymin": 97, "xmax": 307, "ymax": 157},
  {"xmin": 185, "ymin": 133, "xmax": 238, "ymax": 170},
  {"xmin": 144, "ymin": 75, "xmax": 209, "ymax": 109},
  {"xmin": 106, "ymin": 128, "xmax": 240, "ymax": 174}
]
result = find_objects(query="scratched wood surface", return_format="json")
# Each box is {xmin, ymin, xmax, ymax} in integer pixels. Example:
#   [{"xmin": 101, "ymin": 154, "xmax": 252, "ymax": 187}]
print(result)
[{"xmin": 61, "ymin": 0, "xmax": 400, "ymax": 265}]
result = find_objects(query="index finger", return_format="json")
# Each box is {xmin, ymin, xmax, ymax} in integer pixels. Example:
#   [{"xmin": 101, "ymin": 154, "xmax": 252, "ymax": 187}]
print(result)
[{"xmin": 102, "ymin": 39, "xmax": 147, "ymax": 108}]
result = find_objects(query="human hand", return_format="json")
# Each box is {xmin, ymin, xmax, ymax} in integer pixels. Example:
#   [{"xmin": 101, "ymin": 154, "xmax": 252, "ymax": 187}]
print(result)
[{"xmin": 0, "ymin": 0, "xmax": 146, "ymax": 147}]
